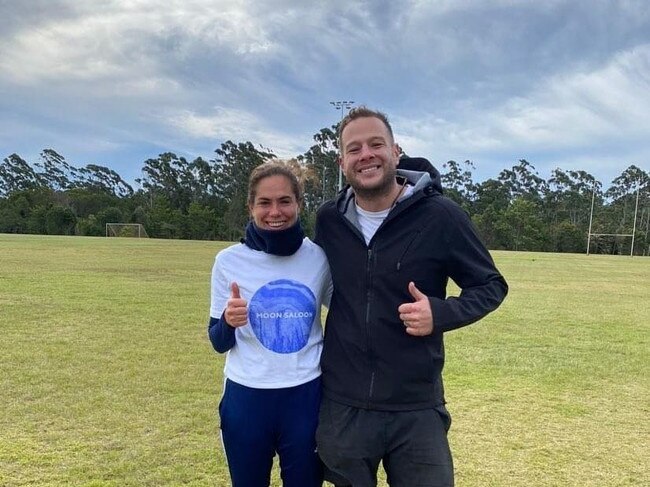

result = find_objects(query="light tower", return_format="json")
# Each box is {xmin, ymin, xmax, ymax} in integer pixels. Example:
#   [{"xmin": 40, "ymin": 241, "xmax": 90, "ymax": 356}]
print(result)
[{"xmin": 329, "ymin": 100, "xmax": 355, "ymax": 190}]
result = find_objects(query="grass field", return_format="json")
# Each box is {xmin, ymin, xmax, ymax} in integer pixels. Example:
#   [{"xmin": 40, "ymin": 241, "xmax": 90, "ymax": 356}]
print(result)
[{"xmin": 1, "ymin": 233, "xmax": 648, "ymax": 486}]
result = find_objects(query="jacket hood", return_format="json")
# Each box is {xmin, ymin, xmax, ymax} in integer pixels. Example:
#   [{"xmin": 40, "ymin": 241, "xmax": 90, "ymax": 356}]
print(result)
[
  {"xmin": 335, "ymin": 156, "xmax": 444, "ymax": 215},
  {"xmin": 397, "ymin": 156, "xmax": 443, "ymax": 195}
]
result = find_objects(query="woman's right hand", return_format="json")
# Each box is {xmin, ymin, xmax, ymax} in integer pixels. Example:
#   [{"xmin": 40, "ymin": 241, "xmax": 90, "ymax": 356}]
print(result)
[{"xmin": 224, "ymin": 282, "xmax": 248, "ymax": 327}]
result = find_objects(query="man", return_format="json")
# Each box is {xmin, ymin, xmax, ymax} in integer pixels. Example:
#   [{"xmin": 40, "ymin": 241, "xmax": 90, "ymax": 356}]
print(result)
[{"xmin": 314, "ymin": 107, "xmax": 508, "ymax": 487}]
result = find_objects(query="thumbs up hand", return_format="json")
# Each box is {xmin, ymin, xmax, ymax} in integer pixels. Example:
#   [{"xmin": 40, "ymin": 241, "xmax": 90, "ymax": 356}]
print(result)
[
  {"xmin": 397, "ymin": 282, "xmax": 434, "ymax": 336},
  {"xmin": 224, "ymin": 282, "xmax": 248, "ymax": 327}
]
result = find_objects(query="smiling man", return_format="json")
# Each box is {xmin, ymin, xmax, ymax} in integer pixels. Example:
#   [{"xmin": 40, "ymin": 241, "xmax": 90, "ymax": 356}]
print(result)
[
  {"xmin": 314, "ymin": 106, "xmax": 508, "ymax": 487},
  {"xmin": 335, "ymin": 113, "xmax": 401, "ymax": 210}
]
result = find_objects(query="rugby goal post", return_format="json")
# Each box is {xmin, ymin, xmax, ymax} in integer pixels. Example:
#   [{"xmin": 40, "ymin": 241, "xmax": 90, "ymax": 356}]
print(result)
[
  {"xmin": 586, "ymin": 183, "xmax": 640, "ymax": 256},
  {"xmin": 105, "ymin": 223, "xmax": 149, "ymax": 238}
]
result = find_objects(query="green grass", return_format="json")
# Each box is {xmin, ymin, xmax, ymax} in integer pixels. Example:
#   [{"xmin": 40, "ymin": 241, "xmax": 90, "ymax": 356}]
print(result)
[{"xmin": 1, "ymin": 234, "xmax": 648, "ymax": 486}]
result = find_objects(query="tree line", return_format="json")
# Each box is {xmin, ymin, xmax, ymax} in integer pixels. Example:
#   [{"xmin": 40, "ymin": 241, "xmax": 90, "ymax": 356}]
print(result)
[{"xmin": 1, "ymin": 125, "xmax": 648, "ymax": 255}]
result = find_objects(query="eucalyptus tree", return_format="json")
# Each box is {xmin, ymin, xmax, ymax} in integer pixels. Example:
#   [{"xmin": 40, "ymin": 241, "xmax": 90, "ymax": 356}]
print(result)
[
  {"xmin": 547, "ymin": 168, "xmax": 600, "ymax": 226},
  {"xmin": 603, "ymin": 165, "xmax": 650, "ymax": 255},
  {"xmin": 188, "ymin": 156, "xmax": 218, "ymax": 204},
  {"xmin": 34, "ymin": 149, "xmax": 78, "ymax": 192},
  {"xmin": 495, "ymin": 160, "xmax": 551, "ymax": 249},
  {"xmin": 495, "ymin": 197, "xmax": 549, "ymax": 251},
  {"xmin": 472, "ymin": 178, "xmax": 511, "ymax": 249},
  {"xmin": 546, "ymin": 168, "xmax": 601, "ymax": 252},
  {"xmin": 0, "ymin": 153, "xmax": 42, "ymax": 196},
  {"xmin": 74, "ymin": 164, "xmax": 133, "ymax": 198},
  {"xmin": 211, "ymin": 140, "xmax": 275, "ymax": 240},
  {"xmin": 498, "ymin": 159, "xmax": 549, "ymax": 202},
  {"xmin": 299, "ymin": 126, "xmax": 339, "ymax": 213},
  {"xmin": 440, "ymin": 159, "xmax": 476, "ymax": 212},
  {"xmin": 139, "ymin": 152, "xmax": 193, "ymax": 211}
]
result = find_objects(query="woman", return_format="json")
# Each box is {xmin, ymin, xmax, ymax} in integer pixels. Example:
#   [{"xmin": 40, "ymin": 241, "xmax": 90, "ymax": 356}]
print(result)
[{"xmin": 208, "ymin": 161, "xmax": 331, "ymax": 487}]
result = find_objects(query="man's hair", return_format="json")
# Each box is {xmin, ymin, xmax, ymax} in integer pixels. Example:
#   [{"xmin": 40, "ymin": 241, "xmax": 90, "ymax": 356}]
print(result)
[
  {"xmin": 338, "ymin": 106, "xmax": 394, "ymax": 150},
  {"xmin": 248, "ymin": 160, "xmax": 304, "ymax": 206}
]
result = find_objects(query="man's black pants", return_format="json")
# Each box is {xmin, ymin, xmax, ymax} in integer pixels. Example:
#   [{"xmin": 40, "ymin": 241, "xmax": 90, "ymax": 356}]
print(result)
[{"xmin": 316, "ymin": 397, "xmax": 454, "ymax": 487}]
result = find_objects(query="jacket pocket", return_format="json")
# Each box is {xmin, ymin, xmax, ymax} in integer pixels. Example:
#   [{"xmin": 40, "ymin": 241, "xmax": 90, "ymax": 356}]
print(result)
[{"xmin": 396, "ymin": 230, "xmax": 421, "ymax": 271}]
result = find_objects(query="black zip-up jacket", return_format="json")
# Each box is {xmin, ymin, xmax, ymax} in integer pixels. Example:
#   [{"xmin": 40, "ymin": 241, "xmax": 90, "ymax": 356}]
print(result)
[{"xmin": 314, "ymin": 168, "xmax": 508, "ymax": 411}]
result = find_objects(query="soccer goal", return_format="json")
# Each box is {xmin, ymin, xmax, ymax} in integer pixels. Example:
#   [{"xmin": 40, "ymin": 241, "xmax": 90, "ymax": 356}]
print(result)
[{"xmin": 105, "ymin": 223, "xmax": 149, "ymax": 238}]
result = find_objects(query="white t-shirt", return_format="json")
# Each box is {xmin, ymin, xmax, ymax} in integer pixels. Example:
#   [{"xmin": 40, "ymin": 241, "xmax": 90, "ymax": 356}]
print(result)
[
  {"xmin": 210, "ymin": 238, "xmax": 332, "ymax": 389},
  {"xmin": 356, "ymin": 185, "xmax": 415, "ymax": 244},
  {"xmin": 356, "ymin": 205, "xmax": 390, "ymax": 245}
]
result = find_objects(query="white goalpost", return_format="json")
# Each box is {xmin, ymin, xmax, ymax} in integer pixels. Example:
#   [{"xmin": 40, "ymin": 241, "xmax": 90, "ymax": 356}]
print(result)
[
  {"xmin": 105, "ymin": 223, "xmax": 149, "ymax": 238},
  {"xmin": 586, "ymin": 183, "xmax": 640, "ymax": 256}
]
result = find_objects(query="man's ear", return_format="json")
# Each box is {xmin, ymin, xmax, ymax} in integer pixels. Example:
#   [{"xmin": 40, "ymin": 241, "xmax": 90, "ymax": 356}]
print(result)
[
  {"xmin": 337, "ymin": 155, "xmax": 344, "ymax": 168},
  {"xmin": 391, "ymin": 143, "xmax": 400, "ymax": 164}
]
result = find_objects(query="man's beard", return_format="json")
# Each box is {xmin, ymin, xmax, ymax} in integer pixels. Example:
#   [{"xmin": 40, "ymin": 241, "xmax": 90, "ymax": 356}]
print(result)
[{"xmin": 349, "ymin": 165, "xmax": 397, "ymax": 201}]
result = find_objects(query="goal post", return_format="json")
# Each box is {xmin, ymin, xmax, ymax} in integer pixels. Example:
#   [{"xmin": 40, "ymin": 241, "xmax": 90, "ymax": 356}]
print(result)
[
  {"xmin": 105, "ymin": 223, "xmax": 149, "ymax": 238},
  {"xmin": 586, "ymin": 182, "xmax": 641, "ymax": 256}
]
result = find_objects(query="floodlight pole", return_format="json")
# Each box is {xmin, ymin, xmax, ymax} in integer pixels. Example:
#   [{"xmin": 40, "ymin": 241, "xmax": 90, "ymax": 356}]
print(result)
[{"xmin": 330, "ymin": 100, "xmax": 355, "ymax": 190}]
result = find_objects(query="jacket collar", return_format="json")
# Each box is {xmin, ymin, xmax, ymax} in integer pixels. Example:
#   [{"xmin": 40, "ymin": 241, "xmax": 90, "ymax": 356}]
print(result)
[
  {"xmin": 335, "ymin": 169, "xmax": 438, "ymax": 232},
  {"xmin": 336, "ymin": 169, "xmax": 437, "ymax": 214}
]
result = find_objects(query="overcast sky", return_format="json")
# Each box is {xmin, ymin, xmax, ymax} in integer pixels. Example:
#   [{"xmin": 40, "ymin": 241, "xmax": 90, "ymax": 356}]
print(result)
[{"xmin": 1, "ymin": 0, "xmax": 649, "ymax": 187}]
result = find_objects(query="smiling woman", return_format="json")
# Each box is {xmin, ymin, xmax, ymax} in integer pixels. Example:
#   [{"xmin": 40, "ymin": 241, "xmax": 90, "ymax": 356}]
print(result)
[
  {"xmin": 248, "ymin": 171, "xmax": 300, "ymax": 232},
  {"xmin": 207, "ymin": 160, "xmax": 332, "ymax": 487}
]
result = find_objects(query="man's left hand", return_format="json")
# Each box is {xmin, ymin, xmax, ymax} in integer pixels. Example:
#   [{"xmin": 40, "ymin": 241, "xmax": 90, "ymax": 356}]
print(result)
[{"xmin": 398, "ymin": 281, "xmax": 434, "ymax": 336}]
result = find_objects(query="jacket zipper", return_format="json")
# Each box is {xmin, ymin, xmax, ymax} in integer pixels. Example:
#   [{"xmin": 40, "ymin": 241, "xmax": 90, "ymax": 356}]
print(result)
[
  {"xmin": 366, "ymin": 247, "xmax": 375, "ymax": 405},
  {"xmin": 335, "ymin": 186, "xmax": 431, "ymax": 408}
]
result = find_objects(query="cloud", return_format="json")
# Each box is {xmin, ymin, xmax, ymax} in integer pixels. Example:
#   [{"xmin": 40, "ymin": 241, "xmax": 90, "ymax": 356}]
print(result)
[
  {"xmin": 0, "ymin": 0, "xmax": 647, "ymax": 186},
  {"xmin": 166, "ymin": 106, "xmax": 305, "ymax": 158},
  {"xmin": 394, "ymin": 44, "xmax": 650, "ymax": 175},
  {"xmin": 497, "ymin": 45, "xmax": 650, "ymax": 145},
  {"xmin": 0, "ymin": 0, "xmax": 279, "ymax": 84}
]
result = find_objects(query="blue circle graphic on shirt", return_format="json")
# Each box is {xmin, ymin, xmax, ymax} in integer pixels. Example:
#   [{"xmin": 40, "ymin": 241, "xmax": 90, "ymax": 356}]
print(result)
[{"xmin": 248, "ymin": 279, "xmax": 316, "ymax": 354}]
